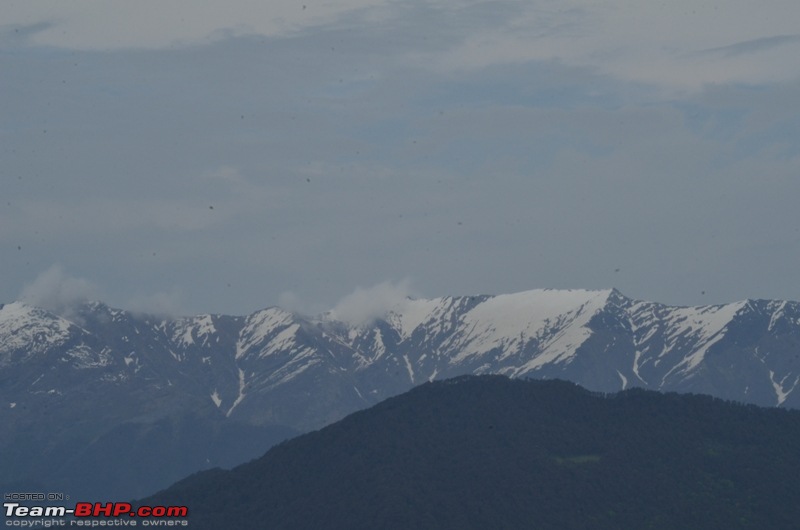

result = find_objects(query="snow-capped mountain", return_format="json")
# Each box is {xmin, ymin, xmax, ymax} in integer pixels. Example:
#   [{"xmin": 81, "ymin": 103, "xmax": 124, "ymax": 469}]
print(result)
[{"xmin": 2, "ymin": 288, "xmax": 800, "ymax": 498}]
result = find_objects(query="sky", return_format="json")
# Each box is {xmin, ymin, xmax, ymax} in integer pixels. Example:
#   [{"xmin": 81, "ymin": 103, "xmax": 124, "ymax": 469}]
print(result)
[{"xmin": 2, "ymin": 0, "xmax": 800, "ymax": 317}]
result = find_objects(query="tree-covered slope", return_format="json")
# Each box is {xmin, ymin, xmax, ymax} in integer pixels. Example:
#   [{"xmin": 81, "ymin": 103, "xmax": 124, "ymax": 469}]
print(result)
[{"xmin": 144, "ymin": 376, "xmax": 800, "ymax": 529}]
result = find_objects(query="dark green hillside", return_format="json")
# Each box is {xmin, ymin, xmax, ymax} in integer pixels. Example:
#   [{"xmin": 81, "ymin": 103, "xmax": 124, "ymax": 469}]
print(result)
[{"xmin": 143, "ymin": 376, "xmax": 800, "ymax": 529}]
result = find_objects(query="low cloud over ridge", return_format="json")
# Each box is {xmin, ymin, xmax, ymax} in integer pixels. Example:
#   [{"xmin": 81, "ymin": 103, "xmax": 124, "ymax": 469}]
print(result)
[
  {"xmin": 328, "ymin": 279, "xmax": 418, "ymax": 326},
  {"xmin": 18, "ymin": 265, "xmax": 100, "ymax": 318}
]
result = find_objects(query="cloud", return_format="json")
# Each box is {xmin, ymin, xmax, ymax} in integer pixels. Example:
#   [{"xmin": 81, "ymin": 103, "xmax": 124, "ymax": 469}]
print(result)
[
  {"xmin": 328, "ymin": 279, "xmax": 418, "ymax": 326},
  {"xmin": 0, "ymin": 0, "xmax": 390, "ymax": 50},
  {"xmin": 126, "ymin": 289, "xmax": 185, "ymax": 318},
  {"xmin": 404, "ymin": 1, "xmax": 800, "ymax": 91},
  {"xmin": 698, "ymin": 34, "xmax": 800, "ymax": 58},
  {"xmin": 3, "ymin": 0, "xmax": 800, "ymax": 316},
  {"xmin": 18, "ymin": 265, "xmax": 101, "ymax": 316},
  {"xmin": 6, "ymin": 0, "xmax": 800, "ymax": 91},
  {"xmin": 277, "ymin": 291, "xmax": 305, "ymax": 313}
]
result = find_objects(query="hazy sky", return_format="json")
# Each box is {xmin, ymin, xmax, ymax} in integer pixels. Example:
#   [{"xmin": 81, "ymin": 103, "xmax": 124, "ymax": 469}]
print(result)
[{"xmin": 3, "ymin": 1, "xmax": 800, "ymax": 316}]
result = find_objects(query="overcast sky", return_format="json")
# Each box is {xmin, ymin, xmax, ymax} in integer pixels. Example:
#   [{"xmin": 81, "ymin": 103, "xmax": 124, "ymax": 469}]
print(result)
[{"xmin": 3, "ymin": 0, "xmax": 800, "ymax": 316}]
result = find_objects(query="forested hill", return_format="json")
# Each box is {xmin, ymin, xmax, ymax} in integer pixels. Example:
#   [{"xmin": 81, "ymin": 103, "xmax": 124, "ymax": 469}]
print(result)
[{"xmin": 144, "ymin": 376, "xmax": 800, "ymax": 530}]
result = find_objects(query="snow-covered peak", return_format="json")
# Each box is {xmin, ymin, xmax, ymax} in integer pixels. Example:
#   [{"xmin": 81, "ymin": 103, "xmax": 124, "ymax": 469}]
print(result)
[
  {"xmin": 451, "ymin": 289, "xmax": 614, "ymax": 370},
  {"xmin": 464, "ymin": 289, "xmax": 613, "ymax": 329},
  {"xmin": 0, "ymin": 302, "xmax": 75, "ymax": 361},
  {"xmin": 383, "ymin": 288, "xmax": 612, "ymax": 338},
  {"xmin": 385, "ymin": 296, "xmax": 457, "ymax": 338},
  {"xmin": 0, "ymin": 302, "xmax": 71, "ymax": 338},
  {"xmin": 244, "ymin": 307, "xmax": 296, "ymax": 331}
]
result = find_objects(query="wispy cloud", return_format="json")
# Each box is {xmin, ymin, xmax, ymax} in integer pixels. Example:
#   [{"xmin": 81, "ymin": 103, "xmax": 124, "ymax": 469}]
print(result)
[
  {"xmin": 328, "ymin": 279, "xmax": 418, "ymax": 326},
  {"xmin": 5, "ymin": 1, "xmax": 800, "ymax": 90},
  {"xmin": 0, "ymin": 0, "xmax": 391, "ymax": 50},
  {"xmin": 18, "ymin": 265, "xmax": 101, "ymax": 317},
  {"xmin": 126, "ymin": 288, "xmax": 185, "ymax": 318},
  {"xmin": 696, "ymin": 34, "xmax": 800, "ymax": 58}
]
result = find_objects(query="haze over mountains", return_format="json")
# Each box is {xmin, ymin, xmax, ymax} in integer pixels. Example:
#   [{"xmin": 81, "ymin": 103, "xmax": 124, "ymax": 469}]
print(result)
[{"xmin": 2, "ymin": 288, "xmax": 800, "ymax": 498}]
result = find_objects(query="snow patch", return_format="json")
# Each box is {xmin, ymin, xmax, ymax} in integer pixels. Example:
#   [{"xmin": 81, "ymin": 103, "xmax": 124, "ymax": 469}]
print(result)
[
  {"xmin": 210, "ymin": 389, "xmax": 222, "ymax": 408},
  {"xmin": 617, "ymin": 370, "xmax": 628, "ymax": 390},
  {"xmin": 769, "ymin": 370, "xmax": 799, "ymax": 406},
  {"xmin": 226, "ymin": 368, "xmax": 247, "ymax": 417},
  {"xmin": 659, "ymin": 301, "xmax": 746, "ymax": 382},
  {"xmin": 403, "ymin": 354, "xmax": 415, "ymax": 383},
  {"xmin": 236, "ymin": 308, "xmax": 295, "ymax": 359},
  {"xmin": 67, "ymin": 344, "xmax": 113, "ymax": 369},
  {"xmin": 173, "ymin": 314, "xmax": 217, "ymax": 347},
  {"xmin": 194, "ymin": 314, "xmax": 216, "ymax": 336},
  {"xmin": 449, "ymin": 289, "xmax": 612, "ymax": 373},
  {"xmin": 267, "ymin": 358, "xmax": 318, "ymax": 387},
  {"xmin": 632, "ymin": 350, "xmax": 647, "ymax": 383},
  {"xmin": 258, "ymin": 324, "xmax": 300, "ymax": 358},
  {"xmin": 371, "ymin": 328, "xmax": 386, "ymax": 360},
  {"xmin": 179, "ymin": 326, "xmax": 194, "ymax": 346},
  {"xmin": 389, "ymin": 297, "xmax": 447, "ymax": 338},
  {"xmin": 767, "ymin": 301, "xmax": 787, "ymax": 332}
]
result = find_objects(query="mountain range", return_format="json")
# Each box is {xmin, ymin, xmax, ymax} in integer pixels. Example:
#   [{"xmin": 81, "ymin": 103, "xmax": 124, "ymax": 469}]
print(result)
[{"xmin": 2, "ymin": 288, "xmax": 800, "ymax": 498}]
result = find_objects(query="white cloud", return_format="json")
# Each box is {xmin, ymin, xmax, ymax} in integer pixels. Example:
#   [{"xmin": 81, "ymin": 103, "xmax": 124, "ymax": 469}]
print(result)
[
  {"xmin": 407, "ymin": 0, "xmax": 800, "ymax": 91},
  {"xmin": 1, "ymin": 0, "xmax": 390, "ymax": 50},
  {"xmin": 277, "ymin": 291, "xmax": 304, "ymax": 312},
  {"xmin": 19, "ymin": 265, "xmax": 101, "ymax": 316},
  {"xmin": 274, "ymin": 291, "xmax": 328, "ymax": 317},
  {"xmin": 4, "ymin": 0, "xmax": 798, "ymax": 90},
  {"xmin": 328, "ymin": 279, "xmax": 418, "ymax": 326},
  {"xmin": 126, "ymin": 288, "xmax": 185, "ymax": 318}
]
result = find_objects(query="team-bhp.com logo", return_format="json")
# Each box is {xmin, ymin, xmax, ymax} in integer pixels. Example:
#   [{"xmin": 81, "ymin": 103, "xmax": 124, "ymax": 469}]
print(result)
[{"xmin": 4, "ymin": 500, "xmax": 188, "ymax": 527}]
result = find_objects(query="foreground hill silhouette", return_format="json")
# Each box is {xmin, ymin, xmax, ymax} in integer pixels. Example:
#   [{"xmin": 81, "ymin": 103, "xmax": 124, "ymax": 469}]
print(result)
[{"xmin": 144, "ymin": 376, "xmax": 800, "ymax": 529}]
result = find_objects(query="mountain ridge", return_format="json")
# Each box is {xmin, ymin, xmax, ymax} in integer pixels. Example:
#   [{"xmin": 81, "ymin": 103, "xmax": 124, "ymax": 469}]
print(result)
[
  {"xmin": 4, "ymin": 287, "xmax": 800, "ymax": 421},
  {"xmin": 2, "ymin": 287, "xmax": 800, "ymax": 498}
]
